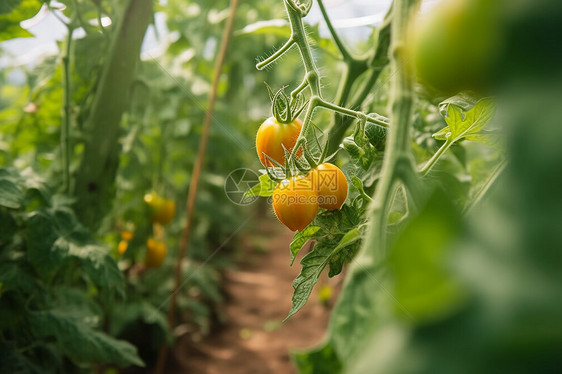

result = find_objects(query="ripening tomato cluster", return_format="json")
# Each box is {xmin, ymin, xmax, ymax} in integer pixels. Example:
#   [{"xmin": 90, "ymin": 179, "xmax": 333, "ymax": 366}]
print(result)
[
  {"xmin": 256, "ymin": 116, "xmax": 349, "ymax": 232},
  {"xmin": 117, "ymin": 230, "xmax": 134, "ymax": 255},
  {"xmin": 142, "ymin": 192, "xmax": 175, "ymax": 268},
  {"xmin": 116, "ymin": 193, "xmax": 175, "ymax": 269}
]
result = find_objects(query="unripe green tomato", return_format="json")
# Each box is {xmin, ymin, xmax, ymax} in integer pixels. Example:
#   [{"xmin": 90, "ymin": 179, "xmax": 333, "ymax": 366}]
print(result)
[
  {"xmin": 411, "ymin": 0, "xmax": 502, "ymax": 94},
  {"xmin": 342, "ymin": 137, "xmax": 362, "ymax": 159},
  {"xmin": 364, "ymin": 122, "xmax": 387, "ymax": 149}
]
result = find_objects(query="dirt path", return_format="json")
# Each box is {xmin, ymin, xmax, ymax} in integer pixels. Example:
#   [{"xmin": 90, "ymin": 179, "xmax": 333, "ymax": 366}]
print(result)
[{"xmin": 170, "ymin": 219, "xmax": 339, "ymax": 374}]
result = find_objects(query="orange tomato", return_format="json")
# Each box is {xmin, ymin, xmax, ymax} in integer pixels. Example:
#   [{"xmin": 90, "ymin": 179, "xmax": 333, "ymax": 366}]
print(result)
[
  {"xmin": 121, "ymin": 231, "xmax": 134, "ymax": 241},
  {"xmin": 308, "ymin": 163, "xmax": 348, "ymax": 210},
  {"xmin": 272, "ymin": 176, "xmax": 319, "ymax": 231},
  {"xmin": 256, "ymin": 117, "xmax": 302, "ymax": 166}
]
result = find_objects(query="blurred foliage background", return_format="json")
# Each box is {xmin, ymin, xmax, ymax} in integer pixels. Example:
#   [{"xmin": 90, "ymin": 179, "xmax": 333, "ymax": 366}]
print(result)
[{"xmin": 1, "ymin": 0, "xmax": 562, "ymax": 373}]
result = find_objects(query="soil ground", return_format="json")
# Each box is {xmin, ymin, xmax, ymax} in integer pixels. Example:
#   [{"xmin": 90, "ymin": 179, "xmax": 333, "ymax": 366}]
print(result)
[{"xmin": 169, "ymin": 219, "xmax": 341, "ymax": 374}]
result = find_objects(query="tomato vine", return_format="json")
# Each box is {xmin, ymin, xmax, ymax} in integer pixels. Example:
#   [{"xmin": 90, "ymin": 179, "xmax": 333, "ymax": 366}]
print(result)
[{"xmin": 251, "ymin": 0, "xmax": 506, "ymax": 364}]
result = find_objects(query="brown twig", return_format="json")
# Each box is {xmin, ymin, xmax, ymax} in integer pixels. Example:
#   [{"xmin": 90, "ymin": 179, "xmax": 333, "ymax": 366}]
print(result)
[{"xmin": 154, "ymin": 0, "xmax": 240, "ymax": 372}]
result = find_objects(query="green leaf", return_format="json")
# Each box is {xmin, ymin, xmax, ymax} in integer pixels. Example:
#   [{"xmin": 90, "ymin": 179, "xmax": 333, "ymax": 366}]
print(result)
[
  {"xmin": 432, "ymin": 126, "xmax": 451, "ymax": 141},
  {"xmin": 285, "ymin": 241, "xmax": 335, "ymax": 321},
  {"xmin": 51, "ymin": 287, "xmax": 103, "ymax": 324},
  {"xmin": 110, "ymin": 300, "xmax": 171, "ymax": 344},
  {"xmin": 329, "ymin": 256, "xmax": 389, "ymax": 364},
  {"xmin": 364, "ymin": 121, "xmax": 388, "ymax": 149},
  {"xmin": 0, "ymin": 263, "xmax": 37, "ymax": 295},
  {"xmin": 245, "ymin": 172, "xmax": 277, "ymax": 198},
  {"xmin": 0, "ymin": 208, "xmax": 17, "ymax": 243},
  {"xmin": 0, "ymin": 343, "xmax": 45, "ymax": 374},
  {"xmin": 0, "ymin": 0, "xmax": 24, "ymax": 14},
  {"xmin": 0, "ymin": 0, "xmax": 42, "ymax": 42},
  {"xmin": 438, "ymin": 92, "xmax": 479, "ymax": 115},
  {"xmin": 0, "ymin": 178, "xmax": 24, "ymax": 209},
  {"xmin": 29, "ymin": 310, "xmax": 145, "ymax": 367},
  {"xmin": 287, "ymin": 229, "xmax": 362, "ymax": 320},
  {"xmin": 73, "ymin": 33, "xmax": 108, "ymax": 80},
  {"xmin": 26, "ymin": 212, "xmax": 68, "ymax": 281},
  {"xmin": 292, "ymin": 341, "xmax": 342, "ymax": 374},
  {"xmin": 69, "ymin": 243, "xmax": 125, "ymax": 299},
  {"xmin": 53, "ymin": 207, "xmax": 90, "ymax": 243},
  {"xmin": 388, "ymin": 192, "xmax": 467, "ymax": 323},
  {"xmin": 290, "ymin": 225, "xmax": 321, "ymax": 265},
  {"xmin": 433, "ymin": 98, "xmax": 496, "ymax": 143},
  {"xmin": 327, "ymin": 228, "xmax": 361, "ymax": 277},
  {"xmin": 465, "ymin": 130, "xmax": 503, "ymax": 149}
]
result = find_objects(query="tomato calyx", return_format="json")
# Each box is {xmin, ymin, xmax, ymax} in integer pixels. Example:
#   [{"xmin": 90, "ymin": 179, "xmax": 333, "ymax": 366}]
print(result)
[
  {"xmin": 262, "ymin": 123, "xmax": 336, "ymax": 185},
  {"xmin": 266, "ymin": 83, "xmax": 308, "ymax": 125}
]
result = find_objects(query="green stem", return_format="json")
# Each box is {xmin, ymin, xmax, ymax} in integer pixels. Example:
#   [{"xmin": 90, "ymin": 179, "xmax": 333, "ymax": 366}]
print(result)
[
  {"xmin": 290, "ymin": 78, "xmax": 309, "ymax": 101},
  {"xmin": 73, "ymin": 0, "xmax": 153, "ymax": 229},
  {"xmin": 364, "ymin": 0, "xmax": 419, "ymax": 253},
  {"xmin": 286, "ymin": 2, "xmax": 321, "ymax": 98},
  {"xmin": 291, "ymin": 98, "xmax": 317, "ymax": 158},
  {"xmin": 325, "ymin": 65, "xmax": 383, "ymax": 154},
  {"xmin": 317, "ymin": 0, "xmax": 352, "ymax": 62},
  {"xmin": 256, "ymin": 38, "xmax": 295, "ymax": 70},
  {"xmin": 61, "ymin": 26, "xmax": 74, "ymax": 194},
  {"xmin": 419, "ymin": 137, "xmax": 454, "ymax": 176},
  {"xmin": 318, "ymin": 99, "xmax": 389, "ymax": 127},
  {"xmin": 276, "ymin": 0, "xmax": 390, "ymax": 164},
  {"xmin": 325, "ymin": 9, "xmax": 392, "ymax": 154},
  {"xmin": 464, "ymin": 159, "xmax": 506, "ymax": 214}
]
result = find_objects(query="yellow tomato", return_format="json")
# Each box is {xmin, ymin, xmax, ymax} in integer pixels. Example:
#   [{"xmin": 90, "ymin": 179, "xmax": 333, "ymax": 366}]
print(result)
[
  {"xmin": 145, "ymin": 238, "xmax": 167, "ymax": 268},
  {"xmin": 144, "ymin": 193, "xmax": 176, "ymax": 225},
  {"xmin": 256, "ymin": 117, "xmax": 302, "ymax": 167},
  {"xmin": 121, "ymin": 231, "xmax": 134, "ymax": 241},
  {"xmin": 117, "ymin": 240, "xmax": 128, "ymax": 255},
  {"xmin": 307, "ymin": 163, "xmax": 348, "ymax": 210},
  {"xmin": 272, "ymin": 176, "xmax": 319, "ymax": 231}
]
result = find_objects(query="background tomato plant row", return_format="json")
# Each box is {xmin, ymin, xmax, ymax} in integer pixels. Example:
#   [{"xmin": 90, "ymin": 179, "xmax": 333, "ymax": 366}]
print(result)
[
  {"xmin": 2, "ymin": 0, "xmax": 562, "ymax": 373},
  {"xmin": 0, "ymin": 0, "xmax": 317, "ymax": 371}
]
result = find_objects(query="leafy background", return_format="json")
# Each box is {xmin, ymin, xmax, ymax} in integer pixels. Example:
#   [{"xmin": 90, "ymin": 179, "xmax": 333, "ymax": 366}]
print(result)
[{"xmin": 2, "ymin": 0, "xmax": 562, "ymax": 373}]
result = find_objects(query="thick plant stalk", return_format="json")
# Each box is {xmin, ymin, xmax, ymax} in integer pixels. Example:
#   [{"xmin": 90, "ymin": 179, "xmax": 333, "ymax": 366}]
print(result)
[
  {"xmin": 73, "ymin": 0, "xmax": 152, "ymax": 229},
  {"xmin": 327, "ymin": 0, "xmax": 420, "ymax": 363},
  {"xmin": 365, "ymin": 0, "xmax": 418, "ymax": 248},
  {"xmin": 61, "ymin": 26, "xmax": 74, "ymax": 194},
  {"xmin": 154, "ymin": 0, "xmax": 239, "ymax": 372}
]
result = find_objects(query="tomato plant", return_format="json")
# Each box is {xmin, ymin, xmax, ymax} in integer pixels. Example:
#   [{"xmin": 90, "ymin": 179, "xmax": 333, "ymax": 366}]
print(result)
[
  {"xmin": 256, "ymin": 116, "xmax": 302, "ymax": 166},
  {"xmin": 2, "ymin": 0, "xmax": 561, "ymax": 372},
  {"xmin": 246, "ymin": 0, "xmax": 562, "ymax": 372},
  {"xmin": 272, "ymin": 176, "xmax": 319, "ymax": 231}
]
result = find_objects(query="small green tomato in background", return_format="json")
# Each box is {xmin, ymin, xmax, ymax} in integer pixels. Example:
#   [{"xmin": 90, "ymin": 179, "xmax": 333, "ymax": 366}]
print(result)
[{"xmin": 411, "ymin": 0, "xmax": 503, "ymax": 94}]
